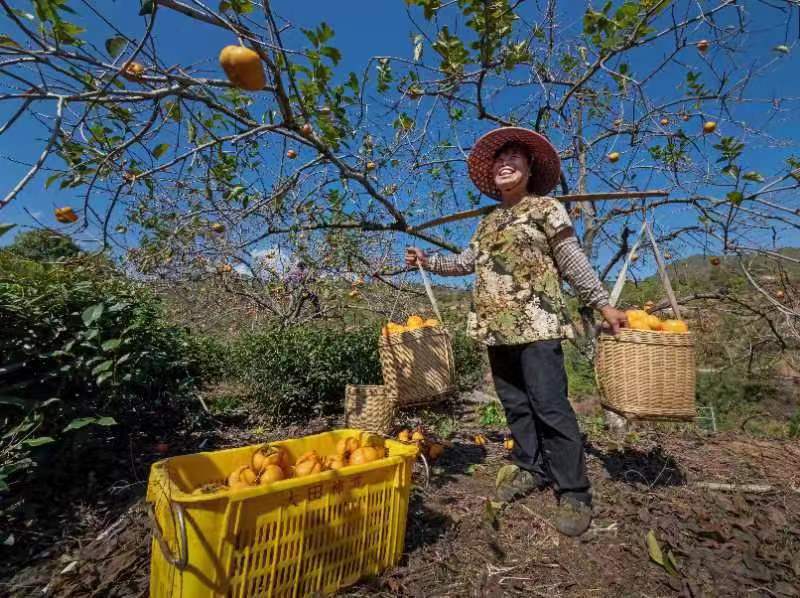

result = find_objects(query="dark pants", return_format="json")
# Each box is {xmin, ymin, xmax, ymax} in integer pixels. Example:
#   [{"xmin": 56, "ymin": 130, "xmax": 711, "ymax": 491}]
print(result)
[{"xmin": 488, "ymin": 339, "xmax": 591, "ymax": 505}]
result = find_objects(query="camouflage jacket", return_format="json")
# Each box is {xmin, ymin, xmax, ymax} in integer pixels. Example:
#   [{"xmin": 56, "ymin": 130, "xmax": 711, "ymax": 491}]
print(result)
[{"xmin": 426, "ymin": 195, "xmax": 609, "ymax": 346}]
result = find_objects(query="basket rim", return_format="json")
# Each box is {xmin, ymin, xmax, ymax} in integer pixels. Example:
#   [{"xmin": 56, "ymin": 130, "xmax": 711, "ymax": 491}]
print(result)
[
  {"xmin": 378, "ymin": 325, "xmax": 450, "ymax": 347},
  {"xmin": 598, "ymin": 328, "xmax": 694, "ymax": 346},
  {"xmin": 148, "ymin": 429, "xmax": 418, "ymax": 504}
]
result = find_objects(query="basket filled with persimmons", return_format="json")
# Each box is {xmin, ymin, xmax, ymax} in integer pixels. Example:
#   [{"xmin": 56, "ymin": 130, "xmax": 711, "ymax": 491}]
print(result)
[
  {"xmin": 378, "ymin": 314, "xmax": 456, "ymax": 409},
  {"xmin": 595, "ymin": 307, "xmax": 696, "ymax": 420}
]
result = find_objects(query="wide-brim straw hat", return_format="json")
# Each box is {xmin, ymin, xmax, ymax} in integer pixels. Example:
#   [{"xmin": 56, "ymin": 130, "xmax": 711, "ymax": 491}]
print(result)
[{"xmin": 467, "ymin": 127, "xmax": 561, "ymax": 199}]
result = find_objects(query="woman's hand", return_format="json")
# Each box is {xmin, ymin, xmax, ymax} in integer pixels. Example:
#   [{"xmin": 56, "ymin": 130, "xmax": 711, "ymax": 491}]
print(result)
[
  {"xmin": 405, "ymin": 246, "xmax": 428, "ymax": 268},
  {"xmin": 599, "ymin": 305, "xmax": 627, "ymax": 336}
]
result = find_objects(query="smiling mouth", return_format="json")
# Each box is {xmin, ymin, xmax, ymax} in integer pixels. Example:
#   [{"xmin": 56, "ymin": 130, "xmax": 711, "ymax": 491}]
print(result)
[{"xmin": 498, "ymin": 168, "xmax": 515, "ymax": 176}]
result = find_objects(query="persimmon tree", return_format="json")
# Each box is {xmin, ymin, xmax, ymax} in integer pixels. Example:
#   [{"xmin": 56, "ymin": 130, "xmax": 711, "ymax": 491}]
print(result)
[{"xmin": 0, "ymin": 0, "xmax": 797, "ymax": 348}]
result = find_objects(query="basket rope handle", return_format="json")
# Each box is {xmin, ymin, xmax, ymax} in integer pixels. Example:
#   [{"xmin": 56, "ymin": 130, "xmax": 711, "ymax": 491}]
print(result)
[
  {"xmin": 644, "ymin": 221, "xmax": 682, "ymax": 320},
  {"xmin": 417, "ymin": 263, "xmax": 444, "ymax": 324},
  {"xmin": 608, "ymin": 219, "xmax": 682, "ymax": 319},
  {"xmin": 608, "ymin": 220, "xmax": 646, "ymax": 308}
]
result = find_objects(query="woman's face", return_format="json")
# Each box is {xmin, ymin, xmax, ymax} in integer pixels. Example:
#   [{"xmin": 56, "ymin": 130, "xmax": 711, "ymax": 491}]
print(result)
[{"xmin": 492, "ymin": 146, "xmax": 531, "ymax": 194}]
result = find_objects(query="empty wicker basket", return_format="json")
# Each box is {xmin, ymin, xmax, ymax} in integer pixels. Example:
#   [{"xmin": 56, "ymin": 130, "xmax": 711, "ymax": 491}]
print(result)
[
  {"xmin": 596, "ymin": 328, "xmax": 696, "ymax": 420},
  {"xmin": 344, "ymin": 384, "xmax": 395, "ymax": 434}
]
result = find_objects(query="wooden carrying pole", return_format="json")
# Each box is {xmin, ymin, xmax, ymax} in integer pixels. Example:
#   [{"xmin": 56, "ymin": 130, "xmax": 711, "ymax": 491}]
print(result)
[{"xmin": 408, "ymin": 190, "xmax": 668, "ymax": 233}]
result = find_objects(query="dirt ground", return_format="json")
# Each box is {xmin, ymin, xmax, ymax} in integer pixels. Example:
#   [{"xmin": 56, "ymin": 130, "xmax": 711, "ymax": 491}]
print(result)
[{"xmin": 2, "ymin": 402, "xmax": 799, "ymax": 598}]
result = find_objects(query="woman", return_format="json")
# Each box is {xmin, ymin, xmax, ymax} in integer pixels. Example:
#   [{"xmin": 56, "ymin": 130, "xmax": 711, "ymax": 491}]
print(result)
[{"xmin": 406, "ymin": 127, "xmax": 627, "ymax": 537}]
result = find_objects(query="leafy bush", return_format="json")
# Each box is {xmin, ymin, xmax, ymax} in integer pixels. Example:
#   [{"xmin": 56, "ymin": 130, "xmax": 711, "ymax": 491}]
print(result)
[
  {"xmin": 695, "ymin": 368, "xmax": 782, "ymax": 431},
  {"xmin": 450, "ymin": 327, "xmax": 487, "ymax": 390},
  {"xmin": 232, "ymin": 325, "xmax": 382, "ymax": 423},
  {"xmin": 5, "ymin": 229, "xmax": 81, "ymax": 262},
  {"xmin": 184, "ymin": 334, "xmax": 230, "ymax": 386},
  {"xmin": 0, "ymin": 250, "xmax": 202, "ymax": 488},
  {"xmin": 564, "ymin": 342, "xmax": 597, "ymax": 396},
  {"xmin": 789, "ymin": 410, "xmax": 800, "ymax": 439},
  {"xmin": 478, "ymin": 400, "xmax": 507, "ymax": 427}
]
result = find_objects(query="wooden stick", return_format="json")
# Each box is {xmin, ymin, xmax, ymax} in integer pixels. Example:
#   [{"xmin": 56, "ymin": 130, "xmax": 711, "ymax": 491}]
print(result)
[
  {"xmin": 696, "ymin": 481, "xmax": 800, "ymax": 494},
  {"xmin": 645, "ymin": 221, "xmax": 682, "ymax": 319},
  {"xmin": 409, "ymin": 190, "xmax": 669, "ymax": 232},
  {"xmin": 560, "ymin": 190, "xmax": 669, "ymax": 202}
]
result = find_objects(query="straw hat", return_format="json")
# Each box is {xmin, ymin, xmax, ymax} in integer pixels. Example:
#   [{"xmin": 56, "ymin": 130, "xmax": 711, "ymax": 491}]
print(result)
[{"xmin": 467, "ymin": 127, "xmax": 561, "ymax": 199}]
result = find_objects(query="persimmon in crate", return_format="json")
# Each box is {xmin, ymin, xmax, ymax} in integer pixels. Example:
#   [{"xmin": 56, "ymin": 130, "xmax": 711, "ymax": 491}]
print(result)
[{"xmin": 147, "ymin": 429, "xmax": 418, "ymax": 598}]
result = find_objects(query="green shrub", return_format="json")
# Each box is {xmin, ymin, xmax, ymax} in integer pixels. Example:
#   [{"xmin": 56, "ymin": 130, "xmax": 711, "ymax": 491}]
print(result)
[
  {"xmin": 184, "ymin": 334, "xmax": 230, "ymax": 385},
  {"xmin": 695, "ymin": 368, "xmax": 781, "ymax": 430},
  {"xmin": 478, "ymin": 400, "xmax": 506, "ymax": 427},
  {"xmin": 232, "ymin": 325, "xmax": 382, "ymax": 423},
  {"xmin": 451, "ymin": 327, "xmax": 487, "ymax": 390},
  {"xmin": 5, "ymin": 229, "xmax": 81, "ymax": 262},
  {"xmin": 789, "ymin": 410, "xmax": 800, "ymax": 439},
  {"xmin": 0, "ymin": 251, "xmax": 203, "ymax": 488},
  {"xmin": 564, "ymin": 342, "xmax": 597, "ymax": 396}
]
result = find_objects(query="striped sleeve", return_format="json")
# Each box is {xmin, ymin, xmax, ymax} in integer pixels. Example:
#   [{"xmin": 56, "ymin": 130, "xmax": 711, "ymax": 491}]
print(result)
[
  {"xmin": 551, "ymin": 234, "xmax": 610, "ymax": 309},
  {"xmin": 426, "ymin": 244, "xmax": 477, "ymax": 276}
]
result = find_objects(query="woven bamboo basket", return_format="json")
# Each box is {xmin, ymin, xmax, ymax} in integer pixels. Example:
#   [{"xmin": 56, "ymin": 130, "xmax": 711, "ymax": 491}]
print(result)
[
  {"xmin": 378, "ymin": 326, "xmax": 456, "ymax": 408},
  {"xmin": 596, "ymin": 328, "xmax": 696, "ymax": 420},
  {"xmin": 344, "ymin": 384, "xmax": 395, "ymax": 434}
]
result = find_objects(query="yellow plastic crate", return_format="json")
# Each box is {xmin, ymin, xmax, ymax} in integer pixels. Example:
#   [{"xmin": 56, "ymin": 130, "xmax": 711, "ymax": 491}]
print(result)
[{"xmin": 146, "ymin": 429, "xmax": 418, "ymax": 597}]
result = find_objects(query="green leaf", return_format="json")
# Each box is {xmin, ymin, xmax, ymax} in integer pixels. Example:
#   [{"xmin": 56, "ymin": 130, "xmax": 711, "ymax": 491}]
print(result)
[
  {"xmin": 53, "ymin": 21, "xmax": 86, "ymax": 45},
  {"xmin": 320, "ymin": 46, "xmax": 341, "ymax": 65},
  {"xmin": 666, "ymin": 550, "xmax": 680, "ymax": 575},
  {"xmin": 12, "ymin": 9, "xmax": 34, "ymax": 21},
  {"xmin": 317, "ymin": 22, "xmax": 334, "ymax": 44},
  {"xmin": 153, "ymin": 143, "xmax": 170, "ymax": 159},
  {"xmin": 0, "ymin": 395, "xmax": 28, "ymax": 409},
  {"xmin": 495, "ymin": 464, "xmax": 517, "ymax": 489},
  {"xmin": 105, "ymin": 36, "xmax": 126, "ymax": 58},
  {"xmin": 139, "ymin": 1, "xmax": 155, "ymax": 16},
  {"xmin": 646, "ymin": 529, "xmax": 679, "ymax": 576},
  {"xmin": 96, "ymin": 416, "xmax": 117, "ymax": 426},
  {"xmin": 721, "ymin": 164, "xmax": 739, "ymax": 179},
  {"xmin": 81, "ymin": 303, "xmax": 104, "ymax": 326},
  {"xmin": 646, "ymin": 529, "xmax": 664, "ymax": 565},
  {"xmin": 742, "ymin": 171, "xmax": 764, "ymax": 183},
  {"xmin": 45, "ymin": 173, "xmax": 61, "ymax": 189},
  {"xmin": 23, "ymin": 436, "xmax": 55, "ymax": 447},
  {"xmin": 0, "ymin": 34, "xmax": 20, "ymax": 48},
  {"xmin": 0, "ymin": 223, "xmax": 17, "ymax": 238},
  {"xmin": 483, "ymin": 497, "xmax": 503, "ymax": 530},
  {"xmin": 726, "ymin": 191, "xmax": 743, "ymax": 205},
  {"xmin": 164, "ymin": 101, "xmax": 182, "ymax": 123},
  {"xmin": 96, "ymin": 371, "xmax": 114, "ymax": 385},
  {"xmin": 91, "ymin": 360, "xmax": 113, "ymax": 375},
  {"xmin": 64, "ymin": 417, "xmax": 95, "ymax": 431},
  {"xmin": 101, "ymin": 338, "xmax": 122, "ymax": 351},
  {"xmin": 226, "ymin": 185, "xmax": 245, "ymax": 201}
]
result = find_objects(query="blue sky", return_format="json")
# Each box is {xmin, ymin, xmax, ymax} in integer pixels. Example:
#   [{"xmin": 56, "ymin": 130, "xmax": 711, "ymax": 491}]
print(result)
[{"xmin": 1, "ymin": 1, "xmax": 799, "ymax": 283}]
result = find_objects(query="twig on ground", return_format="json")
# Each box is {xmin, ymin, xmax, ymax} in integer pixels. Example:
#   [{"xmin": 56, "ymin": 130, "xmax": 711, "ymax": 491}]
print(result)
[{"xmin": 695, "ymin": 481, "xmax": 800, "ymax": 494}]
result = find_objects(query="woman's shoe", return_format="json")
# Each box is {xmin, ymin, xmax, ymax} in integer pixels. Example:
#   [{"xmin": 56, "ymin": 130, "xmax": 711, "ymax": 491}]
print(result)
[
  {"xmin": 495, "ymin": 465, "xmax": 548, "ymax": 502},
  {"xmin": 554, "ymin": 495, "xmax": 593, "ymax": 536}
]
